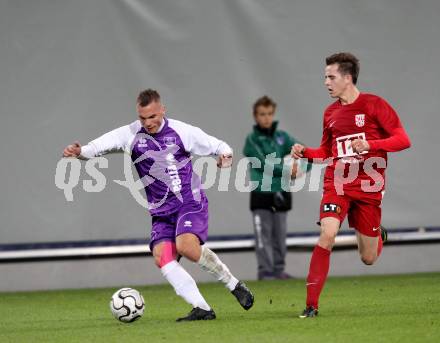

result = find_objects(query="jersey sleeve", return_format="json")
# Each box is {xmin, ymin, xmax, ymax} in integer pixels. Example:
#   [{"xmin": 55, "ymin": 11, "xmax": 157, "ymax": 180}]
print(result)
[
  {"xmin": 168, "ymin": 119, "xmax": 233, "ymax": 156},
  {"xmin": 80, "ymin": 120, "xmax": 140, "ymax": 159},
  {"xmin": 367, "ymin": 98, "xmax": 411, "ymax": 152},
  {"xmin": 373, "ymin": 97, "xmax": 403, "ymax": 133}
]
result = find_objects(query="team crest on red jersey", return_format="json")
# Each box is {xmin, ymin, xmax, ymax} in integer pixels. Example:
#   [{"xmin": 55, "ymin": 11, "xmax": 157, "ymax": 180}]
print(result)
[{"xmin": 355, "ymin": 114, "xmax": 365, "ymax": 127}]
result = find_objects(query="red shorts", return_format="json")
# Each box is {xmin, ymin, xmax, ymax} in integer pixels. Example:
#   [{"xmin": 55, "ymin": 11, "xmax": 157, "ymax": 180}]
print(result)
[{"xmin": 319, "ymin": 188, "xmax": 383, "ymax": 237}]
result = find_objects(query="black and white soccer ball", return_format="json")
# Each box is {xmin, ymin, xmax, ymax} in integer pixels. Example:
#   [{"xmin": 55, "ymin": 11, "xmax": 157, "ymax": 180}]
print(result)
[{"xmin": 110, "ymin": 288, "xmax": 145, "ymax": 323}]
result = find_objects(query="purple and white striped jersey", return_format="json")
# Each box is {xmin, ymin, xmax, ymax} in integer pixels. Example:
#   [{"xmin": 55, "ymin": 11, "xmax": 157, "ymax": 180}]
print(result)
[{"xmin": 80, "ymin": 118, "xmax": 232, "ymax": 215}]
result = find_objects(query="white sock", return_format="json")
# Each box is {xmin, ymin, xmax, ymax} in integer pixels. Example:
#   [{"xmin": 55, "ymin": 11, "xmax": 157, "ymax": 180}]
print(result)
[
  {"xmin": 198, "ymin": 245, "xmax": 239, "ymax": 291},
  {"xmin": 161, "ymin": 261, "xmax": 211, "ymax": 311}
]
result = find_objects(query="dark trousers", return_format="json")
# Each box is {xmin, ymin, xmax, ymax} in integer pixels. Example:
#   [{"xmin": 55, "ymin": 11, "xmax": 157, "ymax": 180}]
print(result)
[{"xmin": 252, "ymin": 209, "xmax": 287, "ymax": 278}]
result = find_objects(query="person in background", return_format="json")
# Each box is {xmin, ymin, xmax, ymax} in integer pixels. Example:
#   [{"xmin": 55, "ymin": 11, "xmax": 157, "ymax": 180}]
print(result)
[{"xmin": 243, "ymin": 96, "xmax": 309, "ymax": 280}]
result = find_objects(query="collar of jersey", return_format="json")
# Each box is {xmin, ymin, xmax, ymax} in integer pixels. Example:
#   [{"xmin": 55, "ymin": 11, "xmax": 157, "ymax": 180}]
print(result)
[{"xmin": 254, "ymin": 120, "xmax": 279, "ymax": 136}]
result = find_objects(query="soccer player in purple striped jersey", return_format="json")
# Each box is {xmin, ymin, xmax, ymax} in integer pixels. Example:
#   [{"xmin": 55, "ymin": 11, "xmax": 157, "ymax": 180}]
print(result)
[{"xmin": 63, "ymin": 89, "xmax": 254, "ymax": 321}]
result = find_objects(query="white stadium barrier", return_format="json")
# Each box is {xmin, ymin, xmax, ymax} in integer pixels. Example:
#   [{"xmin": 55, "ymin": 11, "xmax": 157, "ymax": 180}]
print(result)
[{"xmin": 1, "ymin": 228, "xmax": 439, "ymax": 263}]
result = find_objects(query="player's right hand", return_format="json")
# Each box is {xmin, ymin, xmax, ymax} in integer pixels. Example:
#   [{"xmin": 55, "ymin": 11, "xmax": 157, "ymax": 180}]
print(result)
[
  {"xmin": 291, "ymin": 143, "xmax": 305, "ymax": 159},
  {"xmin": 63, "ymin": 141, "xmax": 81, "ymax": 158}
]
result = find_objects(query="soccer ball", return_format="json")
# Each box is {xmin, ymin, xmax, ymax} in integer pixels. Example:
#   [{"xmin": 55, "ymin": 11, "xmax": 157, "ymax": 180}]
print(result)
[{"xmin": 110, "ymin": 288, "xmax": 145, "ymax": 323}]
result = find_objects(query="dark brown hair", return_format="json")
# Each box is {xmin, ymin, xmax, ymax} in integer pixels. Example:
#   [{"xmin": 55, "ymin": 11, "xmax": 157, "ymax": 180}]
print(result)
[
  {"xmin": 253, "ymin": 95, "xmax": 277, "ymax": 115},
  {"xmin": 137, "ymin": 89, "xmax": 161, "ymax": 107},
  {"xmin": 325, "ymin": 52, "xmax": 360, "ymax": 84}
]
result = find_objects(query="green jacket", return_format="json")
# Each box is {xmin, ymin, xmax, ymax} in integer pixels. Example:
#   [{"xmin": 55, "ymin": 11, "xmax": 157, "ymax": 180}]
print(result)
[{"xmin": 243, "ymin": 121, "xmax": 300, "ymax": 193}]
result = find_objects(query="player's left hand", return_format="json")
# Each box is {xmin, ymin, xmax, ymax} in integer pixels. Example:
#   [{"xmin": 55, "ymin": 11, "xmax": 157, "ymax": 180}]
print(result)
[
  {"xmin": 350, "ymin": 139, "xmax": 370, "ymax": 154},
  {"xmin": 217, "ymin": 154, "xmax": 233, "ymax": 168}
]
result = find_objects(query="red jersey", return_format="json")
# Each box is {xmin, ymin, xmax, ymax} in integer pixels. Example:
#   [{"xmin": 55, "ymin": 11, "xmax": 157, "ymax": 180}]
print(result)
[{"xmin": 304, "ymin": 93, "xmax": 411, "ymax": 192}]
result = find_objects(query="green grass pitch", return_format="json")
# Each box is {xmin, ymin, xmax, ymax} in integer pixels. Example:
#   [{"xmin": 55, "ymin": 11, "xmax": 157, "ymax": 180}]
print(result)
[{"xmin": 0, "ymin": 273, "xmax": 439, "ymax": 343}]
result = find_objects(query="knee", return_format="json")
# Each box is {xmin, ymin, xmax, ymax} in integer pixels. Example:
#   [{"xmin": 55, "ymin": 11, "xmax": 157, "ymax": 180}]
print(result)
[
  {"xmin": 175, "ymin": 234, "xmax": 202, "ymax": 262},
  {"xmin": 361, "ymin": 254, "xmax": 376, "ymax": 265},
  {"xmin": 318, "ymin": 219, "xmax": 339, "ymax": 250},
  {"xmin": 176, "ymin": 241, "xmax": 202, "ymax": 262},
  {"xmin": 177, "ymin": 241, "xmax": 197, "ymax": 260},
  {"xmin": 175, "ymin": 242, "xmax": 188, "ymax": 257},
  {"xmin": 319, "ymin": 231, "xmax": 336, "ymax": 250}
]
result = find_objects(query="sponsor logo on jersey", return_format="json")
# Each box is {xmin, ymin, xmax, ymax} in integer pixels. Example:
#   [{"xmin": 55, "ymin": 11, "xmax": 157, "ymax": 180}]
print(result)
[
  {"xmin": 336, "ymin": 132, "xmax": 368, "ymax": 158},
  {"xmin": 322, "ymin": 203, "xmax": 342, "ymax": 214},
  {"xmin": 355, "ymin": 114, "xmax": 365, "ymax": 127},
  {"xmin": 137, "ymin": 137, "xmax": 149, "ymax": 148},
  {"xmin": 166, "ymin": 154, "xmax": 182, "ymax": 192}
]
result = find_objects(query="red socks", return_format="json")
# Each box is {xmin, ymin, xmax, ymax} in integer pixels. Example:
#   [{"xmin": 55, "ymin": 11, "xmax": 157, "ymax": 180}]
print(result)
[
  {"xmin": 305, "ymin": 238, "xmax": 383, "ymax": 308},
  {"xmin": 306, "ymin": 245, "xmax": 331, "ymax": 309}
]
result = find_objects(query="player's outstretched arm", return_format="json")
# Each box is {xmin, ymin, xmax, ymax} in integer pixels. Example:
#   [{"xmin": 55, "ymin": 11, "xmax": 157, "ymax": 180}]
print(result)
[
  {"xmin": 291, "ymin": 116, "xmax": 332, "ymax": 160},
  {"xmin": 291, "ymin": 142, "xmax": 331, "ymax": 160},
  {"xmin": 62, "ymin": 121, "xmax": 140, "ymax": 160}
]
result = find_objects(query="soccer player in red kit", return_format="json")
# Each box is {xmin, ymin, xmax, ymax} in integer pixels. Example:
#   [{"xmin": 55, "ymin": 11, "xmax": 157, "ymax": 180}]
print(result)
[{"xmin": 292, "ymin": 52, "xmax": 411, "ymax": 318}]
